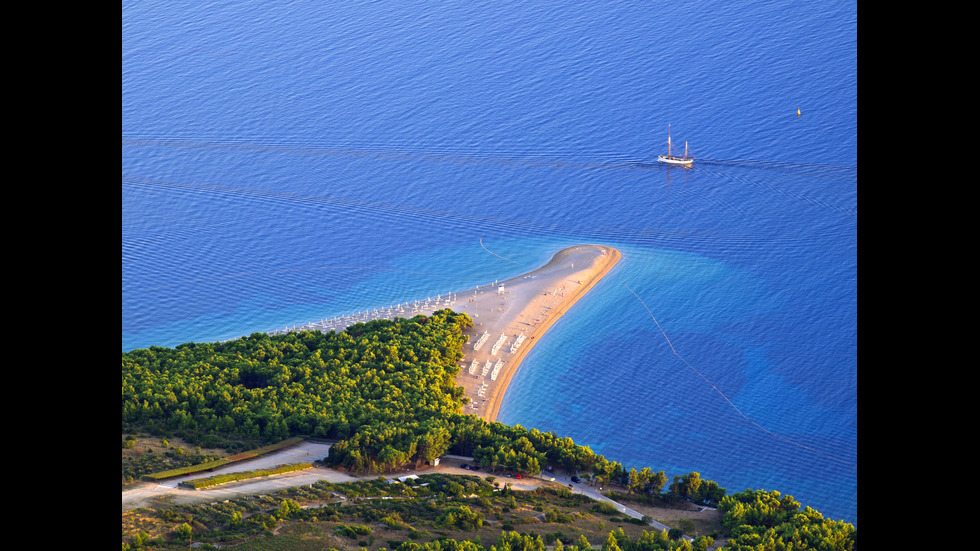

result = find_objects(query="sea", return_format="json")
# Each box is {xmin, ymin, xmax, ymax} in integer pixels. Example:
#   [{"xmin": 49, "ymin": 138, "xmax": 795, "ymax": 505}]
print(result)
[{"xmin": 123, "ymin": 0, "xmax": 857, "ymax": 526}]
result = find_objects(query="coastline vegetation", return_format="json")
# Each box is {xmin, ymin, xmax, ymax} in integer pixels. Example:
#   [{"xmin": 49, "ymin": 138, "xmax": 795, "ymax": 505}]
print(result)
[{"xmin": 122, "ymin": 309, "xmax": 855, "ymax": 549}]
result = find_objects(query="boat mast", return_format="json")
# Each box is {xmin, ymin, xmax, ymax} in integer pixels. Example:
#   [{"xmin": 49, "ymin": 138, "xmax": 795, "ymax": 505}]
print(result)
[{"xmin": 667, "ymin": 124, "xmax": 672, "ymax": 158}]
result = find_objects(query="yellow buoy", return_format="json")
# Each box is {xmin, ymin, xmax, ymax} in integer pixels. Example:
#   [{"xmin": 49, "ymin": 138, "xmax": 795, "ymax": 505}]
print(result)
[{"xmin": 797, "ymin": 108, "xmax": 801, "ymax": 118}]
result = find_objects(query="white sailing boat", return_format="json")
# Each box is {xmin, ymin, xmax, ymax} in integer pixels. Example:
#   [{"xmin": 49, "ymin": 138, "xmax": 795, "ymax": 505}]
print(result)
[{"xmin": 657, "ymin": 124, "xmax": 693, "ymax": 166}]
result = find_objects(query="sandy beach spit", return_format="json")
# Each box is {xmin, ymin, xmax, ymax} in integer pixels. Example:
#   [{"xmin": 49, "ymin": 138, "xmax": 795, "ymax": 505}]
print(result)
[
  {"xmin": 122, "ymin": 247, "xmax": 620, "ymax": 512},
  {"xmin": 271, "ymin": 244, "xmax": 620, "ymax": 422},
  {"xmin": 449, "ymin": 245, "xmax": 621, "ymax": 422}
]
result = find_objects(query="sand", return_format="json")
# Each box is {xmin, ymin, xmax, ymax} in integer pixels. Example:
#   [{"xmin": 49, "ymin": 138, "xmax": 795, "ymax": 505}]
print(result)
[
  {"xmin": 266, "ymin": 244, "xmax": 620, "ymax": 422},
  {"xmin": 449, "ymin": 245, "xmax": 621, "ymax": 422}
]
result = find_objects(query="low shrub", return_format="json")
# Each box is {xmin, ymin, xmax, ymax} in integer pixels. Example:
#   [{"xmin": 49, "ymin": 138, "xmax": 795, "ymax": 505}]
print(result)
[{"xmin": 178, "ymin": 463, "xmax": 312, "ymax": 489}]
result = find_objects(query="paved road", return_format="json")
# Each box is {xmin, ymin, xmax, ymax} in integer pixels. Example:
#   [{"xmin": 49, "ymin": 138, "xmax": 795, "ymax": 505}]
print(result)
[
  {"xmin": 537, "ymin": 471, "xmax": 673, "ymax": 534},
  {"xmin": 122, "ymin": 444, "xmax": 682, "ymax": 540},
  {"xmin": 122, "ymin": 441, "xmax": 350, "ymax": 511}
]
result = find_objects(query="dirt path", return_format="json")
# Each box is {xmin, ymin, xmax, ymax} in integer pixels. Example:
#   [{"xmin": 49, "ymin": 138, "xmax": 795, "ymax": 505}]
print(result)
[
  {"xmin": 123, "ymin": 445, "xmax": 706, "ymax": 542},
  {"xmin": 122, "ymin": 444, "xmax": 514, "ymax": 511},
  {"xmin": 122, "ymin": 441, "xmax": 344, "ymax": 511}
]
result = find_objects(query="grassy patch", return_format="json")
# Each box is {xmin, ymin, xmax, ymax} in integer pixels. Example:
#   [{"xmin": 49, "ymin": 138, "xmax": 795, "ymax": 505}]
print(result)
[
  {"xmin": 141, "ymin": 438, "xmax": 304, "ymax": 481},
  {"xmin": 122, "ymin": 434, "xmax": 229, "ymax": 487},
  {"xmin": 179, "ymin": 463, "xmax": 314, "ymax": 489},
  {"xmin": 123, "ymin": 474, "xmax": 709, "ymax": 550}
]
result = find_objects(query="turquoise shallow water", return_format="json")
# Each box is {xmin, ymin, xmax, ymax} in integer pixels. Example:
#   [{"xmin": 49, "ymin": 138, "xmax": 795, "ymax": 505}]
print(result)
[{"xmin": 123, "ymin": 0, "xmax": 857, "ymax": 524}]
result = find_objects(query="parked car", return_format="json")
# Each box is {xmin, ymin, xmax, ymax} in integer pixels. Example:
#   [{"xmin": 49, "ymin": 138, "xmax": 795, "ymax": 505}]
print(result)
[
  {"xmin": 515, "ymin": 474, "xmax": 522, "ymax": 479},
  {"xmin": 460, "ymin": 464, "xmax": 470, "ymax": 470},
  {"xmin": 571, "ymin": 476, "xmax": 581, "ymax": 483}
]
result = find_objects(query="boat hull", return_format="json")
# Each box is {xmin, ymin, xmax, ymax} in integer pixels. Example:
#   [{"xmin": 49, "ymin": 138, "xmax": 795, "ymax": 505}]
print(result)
[{"xmin": 657, "ymin": 155, "xmax": 693, "ymax": 166}]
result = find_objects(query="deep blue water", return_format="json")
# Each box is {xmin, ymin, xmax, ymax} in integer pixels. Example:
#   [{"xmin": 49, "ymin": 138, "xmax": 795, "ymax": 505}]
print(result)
[{"xmin": 123, "ymin": 0, "xmax": 857, "ymax": 525}]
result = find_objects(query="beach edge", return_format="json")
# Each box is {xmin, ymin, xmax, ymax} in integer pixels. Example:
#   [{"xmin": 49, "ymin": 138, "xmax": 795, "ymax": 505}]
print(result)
[{"xmin": 476, "ymin": 245, "xmax": 621, "ymax": 423}]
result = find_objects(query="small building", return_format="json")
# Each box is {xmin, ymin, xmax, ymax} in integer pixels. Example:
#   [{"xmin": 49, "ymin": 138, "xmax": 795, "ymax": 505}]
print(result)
[{"xmin": 396, "ymin": 475, "xmax": 420, "ymax": 483}]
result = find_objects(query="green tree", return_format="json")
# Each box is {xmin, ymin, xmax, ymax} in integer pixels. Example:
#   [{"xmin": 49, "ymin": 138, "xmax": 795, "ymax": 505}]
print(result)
[
  {"xmin": 131, "ymin": 530, "xmax": 152, "ymax": 548},
  {"xmin": 277, "ymin": 498, "xmax": 302, "ymax": 519},
  {"xmin": 651, "ymin": 471, "xmax": 668, "ymax": 495},
  {"xmin": 416, "ymin": 426, "xmax": 452, "ymax": 468},
  {"xmin": 627, "ymin": 467, "xmax": 641, "ymax": 495},
  {"xmin": 495, "ymin": 531, "xmax": 545, "ymax": 551},
  {"xmin": 636, "ymin": 530, "xmax": 670, "ymax": 551},
  {"xmin": 718, "ymin": 489, "xmax": 854, "ymax": 550},
  {"xmin": 690, "ymin": 535, "xmax": 714, "ymax": 551},
  {"xmin": 445, "ymin": 480, "xmax": 465, "ymax": 497},
  {"xmin": 438, "ymin": 506, "xmax": 484, "ymax": 531},
  {"xmin": 174, "ymin": 523, "xmax": 192, "ymax": 541},
  {"xmin": 669, "ymin": 472, "xmax": 702, "ymax": 501},
  {"xmin": 693, "ymin": 479, "xmax": 724, "ymax": 504},
  {"xmin": 601, "ymin": 531, "xmax": 622, "ymax": 551}
]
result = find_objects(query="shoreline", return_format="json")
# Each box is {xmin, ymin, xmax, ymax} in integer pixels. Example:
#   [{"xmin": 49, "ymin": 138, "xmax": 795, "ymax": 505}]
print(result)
[
  {"xmin": 449, "ymin": 245, "xmax": 621, "ymax": 422},
  {"xmin": 264, "ymin": 244, "xmax": 621, "ymax": 424}
]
